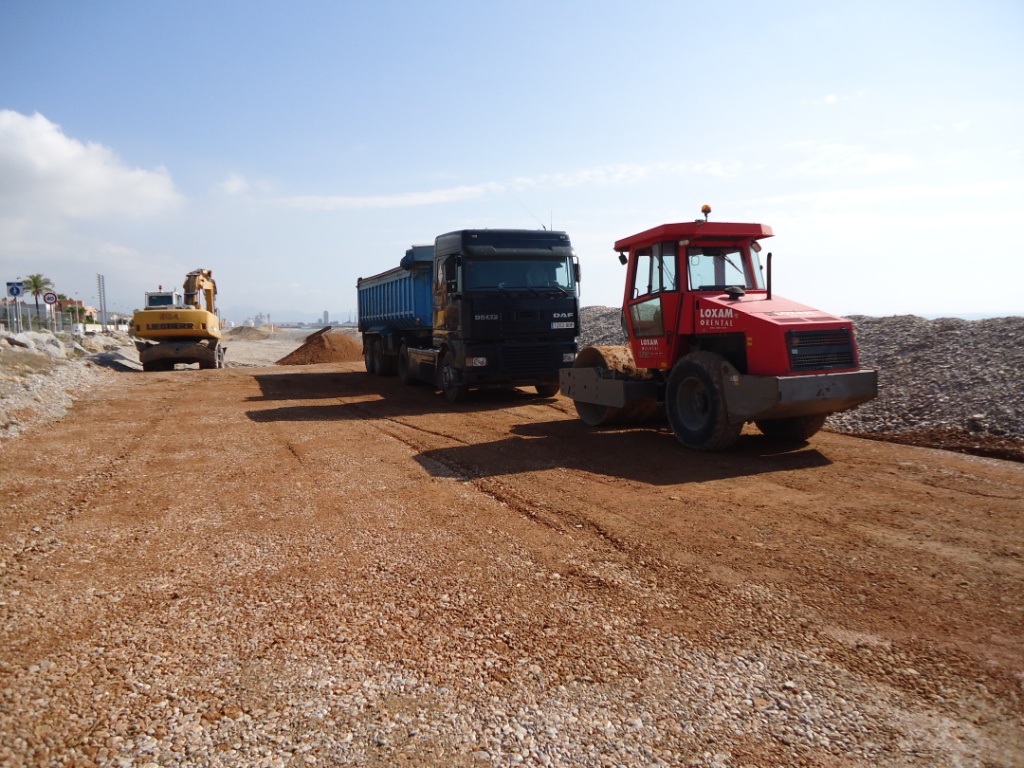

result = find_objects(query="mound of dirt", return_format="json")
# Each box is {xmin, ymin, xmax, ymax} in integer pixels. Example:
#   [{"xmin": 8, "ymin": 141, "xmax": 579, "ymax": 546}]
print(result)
[
  {"xmin": 226, "ymin": 326, "xmax": 273, "ymax": 340},
  {"xmin": 276, "ymin": 330, "xmax": 363, "ymax": 365}
]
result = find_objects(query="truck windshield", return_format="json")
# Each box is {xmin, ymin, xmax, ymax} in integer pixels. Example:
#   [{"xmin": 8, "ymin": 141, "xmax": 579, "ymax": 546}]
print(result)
[
  {"xmin": 687, "ymin": 246, "xmax": 765, "ymax": 291},
  {"xmin": 463, "ymin": 258, "xmax": 575, "ymax": 292}
]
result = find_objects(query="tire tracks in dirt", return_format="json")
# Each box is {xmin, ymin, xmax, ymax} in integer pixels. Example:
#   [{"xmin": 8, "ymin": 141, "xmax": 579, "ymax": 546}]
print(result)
[{"xmin": 342, "ymin": 397, "xmax": 687, "ymax": 606}]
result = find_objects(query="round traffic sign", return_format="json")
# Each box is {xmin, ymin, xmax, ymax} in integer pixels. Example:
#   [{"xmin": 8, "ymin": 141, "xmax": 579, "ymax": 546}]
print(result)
[
  {"xmin": 43, "ymin": 291, "xmax": 58, "ymax": 305},
  {"xmin": 6, "ymin": 282, "xmax": 23, "ymax": 298}
]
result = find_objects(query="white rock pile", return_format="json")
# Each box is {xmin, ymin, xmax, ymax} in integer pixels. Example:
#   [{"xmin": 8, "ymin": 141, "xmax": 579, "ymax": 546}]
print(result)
[{"xmin": 0, "ymin": 330, "xmax": 126, "ymax": 440}]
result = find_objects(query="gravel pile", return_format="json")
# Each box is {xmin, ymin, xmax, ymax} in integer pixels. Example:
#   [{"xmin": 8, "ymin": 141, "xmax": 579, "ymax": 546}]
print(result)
[
  {"xmin": 829, "ymin": 315, "xmax": 1024, "ymax": 460},
  {"xmin": 579, "ymin": 306, "xmax": 628, "ymax": 348},
  {"xmin": 577, "ymin": 307, "xmax": 1024, "ymax": 461}
]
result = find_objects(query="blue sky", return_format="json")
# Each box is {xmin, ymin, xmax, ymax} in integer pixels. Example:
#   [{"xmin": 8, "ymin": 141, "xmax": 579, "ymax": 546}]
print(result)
[{"xmin": 1, "ymin": 0, "xmax": 1022, "ymax": 324}]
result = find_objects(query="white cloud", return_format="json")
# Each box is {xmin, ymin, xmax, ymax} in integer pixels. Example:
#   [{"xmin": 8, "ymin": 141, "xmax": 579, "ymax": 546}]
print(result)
[
  {"xmin": 515, "ymin": 164, "xmax": 663, "ymax": 188},
  {"xmin": 273, "ymin": 161, "xmax": 741, "ymax": 211},
  {"xmin": 99, "ymin": 242, "xmax": 142, "ymax": 260},
  {"xmin": 278, "ymin": 182, "xmax": 505, "ymax": 211},
  {"xmin": 779, "ymin": 141, "xmax": 915, "ymax": 177},
  {"xmin": 754, "ymin": 178, "xmax": 1019, "ymax": 210},
  {"xmin": 811, "ymin": 90, "xmax": 868, "ymax": 107},
  {"xmin": 0, "ymin": 110, "xmax": 183, "ymax": 219},
  {"xmin": 215, "ymin": 172, "xmax": 250, "ymax": 196},
  {"xmin": 688, "ymin": 160, "xmax": 748, "ymax": 178}
]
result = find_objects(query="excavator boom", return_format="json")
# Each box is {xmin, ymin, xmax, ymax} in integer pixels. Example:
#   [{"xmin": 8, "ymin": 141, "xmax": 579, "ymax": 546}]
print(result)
[{"xmin": 183, "ymin": 268, "xmax": 217, "ymax": 313}]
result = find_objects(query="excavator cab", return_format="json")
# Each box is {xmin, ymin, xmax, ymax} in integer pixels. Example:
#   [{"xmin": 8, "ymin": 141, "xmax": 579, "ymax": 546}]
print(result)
[{"xmin": 144, "ymin": 290, "xmax": 183, "ymax": 309}]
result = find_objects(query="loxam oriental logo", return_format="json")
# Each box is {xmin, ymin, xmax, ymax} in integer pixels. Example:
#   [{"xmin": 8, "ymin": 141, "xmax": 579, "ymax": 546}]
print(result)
[{"xmin": 698, "ymin": 307, "xmax": 735, "ymax": 328}]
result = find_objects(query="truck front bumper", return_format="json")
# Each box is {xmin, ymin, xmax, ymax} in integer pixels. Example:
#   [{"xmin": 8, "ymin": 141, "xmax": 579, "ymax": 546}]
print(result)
[{"xmin": 460, "ymin": 341, "xmax": 576, "ymax": 387}]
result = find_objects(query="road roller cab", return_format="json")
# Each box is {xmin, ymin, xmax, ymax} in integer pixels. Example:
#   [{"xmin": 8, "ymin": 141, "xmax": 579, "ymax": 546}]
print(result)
[{"xmin": 560, "ymin": 207, "xmax": 878, "ymax": 451}]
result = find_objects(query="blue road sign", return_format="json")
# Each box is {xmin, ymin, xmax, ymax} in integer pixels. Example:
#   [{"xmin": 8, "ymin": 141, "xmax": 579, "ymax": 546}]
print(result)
[{"xmin": 6, "ymin": 282, "xmax": 23, "ymax": 298}]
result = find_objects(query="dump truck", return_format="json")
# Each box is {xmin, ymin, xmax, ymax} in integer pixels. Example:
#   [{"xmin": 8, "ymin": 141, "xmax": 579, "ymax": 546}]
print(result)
[
  {"xmin": 560, "ymin": 207, "xmax": 878, "ymax": 450},
  {"xmin": 132, "ymin": 268, "xmax": 225, "ymax": 371},
  {"xmin": 357, "ymin": 229, "xmax": 580, "ymax": 402}
]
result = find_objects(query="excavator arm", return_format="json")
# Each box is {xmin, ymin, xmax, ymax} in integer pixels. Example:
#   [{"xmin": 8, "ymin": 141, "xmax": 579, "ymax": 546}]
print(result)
[{"xmin": 183, "ymin": 269, "xmax": 217, "ymax": 313}]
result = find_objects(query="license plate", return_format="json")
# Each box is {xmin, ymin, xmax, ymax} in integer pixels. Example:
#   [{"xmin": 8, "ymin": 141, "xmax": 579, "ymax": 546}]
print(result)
[{"xmin": 550, "ymin": 322, "xmax": 574, "ymax": 329}]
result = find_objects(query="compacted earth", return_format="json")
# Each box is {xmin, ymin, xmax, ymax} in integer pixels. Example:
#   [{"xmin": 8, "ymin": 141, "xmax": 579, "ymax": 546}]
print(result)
[{"xmin": 0, "ymin": 324, "xmax": 1022, "ymax": 767}]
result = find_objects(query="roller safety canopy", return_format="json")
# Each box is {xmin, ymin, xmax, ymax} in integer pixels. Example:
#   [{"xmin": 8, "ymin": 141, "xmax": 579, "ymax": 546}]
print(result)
[{"xmin": 614, "ymin": 221, "xmax": 773, "ymax": 253}]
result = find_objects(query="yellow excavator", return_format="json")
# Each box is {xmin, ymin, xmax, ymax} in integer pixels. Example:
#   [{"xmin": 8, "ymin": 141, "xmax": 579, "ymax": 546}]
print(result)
[{"xmin": 132, "ymin": 268, "xmax": 226, "ymax": 371}]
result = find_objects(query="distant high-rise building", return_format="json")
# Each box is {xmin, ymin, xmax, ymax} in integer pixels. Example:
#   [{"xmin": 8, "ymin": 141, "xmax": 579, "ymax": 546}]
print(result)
[{"xmin": 323, "ymin": 310, "xmax": 329, "ymax": 325}]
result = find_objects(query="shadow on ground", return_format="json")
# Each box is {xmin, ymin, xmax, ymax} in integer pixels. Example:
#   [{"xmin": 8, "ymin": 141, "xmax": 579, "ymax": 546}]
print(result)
[
  {"xmin": 88, "ymin": 351, "xmax": 142, "ymax": 372},
  {"xmin": 243, "ymin": 367, "xmax": 831, "ymax": 484},
  {"xmin": 412, "ymin": 421, "xmax": 832, "ymax": 486}
]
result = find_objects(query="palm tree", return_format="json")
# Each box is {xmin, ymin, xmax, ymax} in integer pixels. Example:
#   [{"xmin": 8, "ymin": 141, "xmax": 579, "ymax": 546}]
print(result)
[{"xmin": 22, "ymin": 274, "xmax": 54, "ymax": 329}]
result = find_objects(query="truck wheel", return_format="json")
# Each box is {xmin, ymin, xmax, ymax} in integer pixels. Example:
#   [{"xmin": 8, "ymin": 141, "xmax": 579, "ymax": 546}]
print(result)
[
  {"xmin": 439, "ymin": 351, "xmax": 467, "ymax": 403},
  {"xmin": 755, "ymin": 414, "xmax": 828, "ymax": 443},
  {"xmin": 397, "ymin": 345, "xmax": 415, "ymax": 385},
  {"xmin": 666, "ymin": 352, "xmax": 742, "ymax": 451},
  {"xmin": 199, "ymin": 349, "xmax": 220, "ymax": 370},
  {"xmin": 363, "ymin": 338, "xmax": 375, "ymax": 374},
  {"xmin": 371, "ymin": 339, "xmax": 388, "ymax": 376}
]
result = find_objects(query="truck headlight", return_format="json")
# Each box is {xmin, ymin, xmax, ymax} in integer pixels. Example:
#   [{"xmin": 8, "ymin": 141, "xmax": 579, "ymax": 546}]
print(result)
[
  {"xmin": 469, "ymin": 356, "xmax": 488, "ymax": 367},
  {"xmin": 562, "ymin": 352, "xmax": 577, "ymax": 363}
]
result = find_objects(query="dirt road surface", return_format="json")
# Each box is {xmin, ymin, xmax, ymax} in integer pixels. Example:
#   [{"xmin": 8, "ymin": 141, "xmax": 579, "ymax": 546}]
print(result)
[{"xmin": 2, "ymin": 353, "xmax": 1022, "ymax": 767}]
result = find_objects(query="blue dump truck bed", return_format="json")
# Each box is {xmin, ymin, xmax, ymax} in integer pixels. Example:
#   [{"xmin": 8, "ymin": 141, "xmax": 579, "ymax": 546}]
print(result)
[{"xmin": 357, "ymin": 245, "xmax": 434, "ymax": 333}]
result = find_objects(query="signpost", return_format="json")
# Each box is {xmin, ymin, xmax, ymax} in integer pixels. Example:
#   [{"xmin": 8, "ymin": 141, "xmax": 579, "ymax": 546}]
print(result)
[
  {"xmin": 43, "ymin": 291, "xmax": 58, "ymax": 331},
  {"xmin": 6, "ymin": 281, "xmax": 24, "ymax": 333}
]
